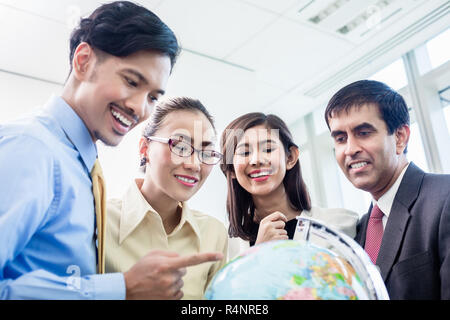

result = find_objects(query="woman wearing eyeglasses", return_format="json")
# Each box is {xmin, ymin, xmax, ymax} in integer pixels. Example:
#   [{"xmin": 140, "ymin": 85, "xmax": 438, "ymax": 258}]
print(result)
[{"xmin": 105, "ymin": 97, "xmax": 227, "ymax": 300}]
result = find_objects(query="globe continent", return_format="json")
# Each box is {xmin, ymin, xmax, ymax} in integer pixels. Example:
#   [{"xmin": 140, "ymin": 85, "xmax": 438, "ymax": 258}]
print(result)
[{"xmin": 205, "ymin": 240, "xmax": 366, "ymax": 300}]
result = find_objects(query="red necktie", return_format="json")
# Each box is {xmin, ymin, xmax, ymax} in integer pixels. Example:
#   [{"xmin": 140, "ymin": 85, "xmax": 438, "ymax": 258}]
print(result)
[{"xmin": 364, "ymin": 205, "xmax": 384, "ymax": 264}]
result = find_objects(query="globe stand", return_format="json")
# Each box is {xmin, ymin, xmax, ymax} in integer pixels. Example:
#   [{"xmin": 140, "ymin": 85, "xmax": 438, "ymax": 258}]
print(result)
[{"xmin": 295, "ymin": 216, "xmax": 390, "ymax": 300}]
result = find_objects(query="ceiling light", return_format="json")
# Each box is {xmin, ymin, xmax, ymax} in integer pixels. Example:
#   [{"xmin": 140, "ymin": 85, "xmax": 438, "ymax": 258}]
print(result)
[
  {"xmin": 309, "ymin": 0, "xmax": 352, "ymax": 24},
  {"xmin": 337, "ymin": 0, "xmax": 396, "ymax": 34}
]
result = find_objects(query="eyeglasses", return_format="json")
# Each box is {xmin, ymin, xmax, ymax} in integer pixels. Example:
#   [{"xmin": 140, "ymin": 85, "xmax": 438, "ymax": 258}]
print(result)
[{"xmin": 147, "ymin": 136, "xmax": 223, "ymax": 165}]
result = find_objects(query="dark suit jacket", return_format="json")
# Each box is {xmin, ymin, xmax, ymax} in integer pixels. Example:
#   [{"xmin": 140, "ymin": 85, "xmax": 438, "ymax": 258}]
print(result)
[{"xmin": 355, "ymin": 162, "xmax": 450, "ymax": 300}]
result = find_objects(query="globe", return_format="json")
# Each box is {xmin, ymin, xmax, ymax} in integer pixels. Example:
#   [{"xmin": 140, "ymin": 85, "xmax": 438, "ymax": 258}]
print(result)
[{"xmin": 205, "ymin": 217, "xmax": 389, "ymax": 300}]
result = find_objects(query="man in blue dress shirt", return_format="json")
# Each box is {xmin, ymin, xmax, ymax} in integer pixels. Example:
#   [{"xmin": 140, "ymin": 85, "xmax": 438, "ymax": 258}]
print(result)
[{"xmin": 0, "ymin": 1, "xmax": 222, "ymax": 300}]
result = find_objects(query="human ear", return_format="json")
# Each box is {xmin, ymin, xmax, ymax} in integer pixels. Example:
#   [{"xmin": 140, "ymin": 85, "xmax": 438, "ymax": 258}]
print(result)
[
  {"xmin": 395, "ymin": 125, "xmax": 410, "ymax": 155},
  {"xmin": 286, "ymin": 146, "xmax": 300, "ymax": 170},
  {"xmin": 139, "ymin": 137, "xmax": 149, "ymax": 164},
  {"xmin": 72, "ymin": 42, "xmax": 95, "ymax": 81}
]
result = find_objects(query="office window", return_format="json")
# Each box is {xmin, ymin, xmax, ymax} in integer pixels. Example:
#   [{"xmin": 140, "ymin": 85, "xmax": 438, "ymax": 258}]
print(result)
[
  {"xmin": 445, "ymin": 106, "xmax": 450, "ymax": 136},
  {"xmin": 290, "ymin": 116, "xmax": 309, "ymax": 146},
  {"xmin": 369, "ymin": 58, "xmax": 408, "ymax": 90},
  {"xmin": 298, "ymin": 149, "xmax": 319, "ymax": 206},
  {"xmin": 416, "ymin": 28, "xmax": 450, "ymax": 75},
  {"xmin": 408, "ymin": 122, "xmax": 429, "ymax": 172},
  {"xmin": 441, "ymin": 87, "xmax": 450, "ymax": 135},
  {"xmin": 313, "ymin": 105, "xmax": 328, "ymax": 136},
  {"xmin": 426, "ymin": 28, "xmax": 450, "ymax": 70}
]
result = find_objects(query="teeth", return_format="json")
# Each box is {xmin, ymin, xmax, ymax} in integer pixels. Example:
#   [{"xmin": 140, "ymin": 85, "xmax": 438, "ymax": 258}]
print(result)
[
  {"xmin": 350, "ymin": 162, "xmax": 368, "ymax": 169},
  {"xmin": 111, "ymin": 109, "xmax": 132, "ymax": 127},
  {"xmin": 176, "ymin": 176, "xmax": 196, "ymax": 184},
  {"xmin": 249, "ymin": 172, "xmax": 271, "ymax": 178}
]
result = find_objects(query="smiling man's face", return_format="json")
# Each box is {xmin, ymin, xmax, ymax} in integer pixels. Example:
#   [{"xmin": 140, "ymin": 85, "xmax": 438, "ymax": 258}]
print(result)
[
  {"xmin": 328, "ymin": 104, "xmax": 409, "ymax": 199},
  {"xmin": 72, "ymin": 44, "xmax": 171, "ymax": 146}
]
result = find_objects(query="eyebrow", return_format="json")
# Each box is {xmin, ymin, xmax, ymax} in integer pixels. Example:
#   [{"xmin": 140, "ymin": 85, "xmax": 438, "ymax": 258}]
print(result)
[
  {"xmin": 122, "ymin": 69, "xmax": 165, "ymax": 95},
  {"xmin": 330, "ymin": 130, "xmax": 345, "ymax": 138},
  {"xmin": 353, "ymin": 123, "xmax": 377, "ymax": 132},
  {"xmin": 330, "ymin": 122, "xmax": 377, "ymax": 138},
  {"xmin": 235, "ymin": 139, "xmax": 277, "ymax": 149},
  {"xmin": 172, "ymin": 133, "xmax": 213, "ymax": 147}
]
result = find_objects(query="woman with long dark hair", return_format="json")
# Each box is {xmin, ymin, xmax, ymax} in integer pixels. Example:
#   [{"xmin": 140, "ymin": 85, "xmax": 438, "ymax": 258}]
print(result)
[{"xmin": 220, "ymin": 112, "xmax": 358, "ymax": 258}]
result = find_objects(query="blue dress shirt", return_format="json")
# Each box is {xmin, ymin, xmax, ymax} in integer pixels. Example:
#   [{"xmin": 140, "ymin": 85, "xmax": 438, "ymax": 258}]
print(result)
[{"xmin": 0, "ymin": 96, "xmax": 125, "ymax": 299}]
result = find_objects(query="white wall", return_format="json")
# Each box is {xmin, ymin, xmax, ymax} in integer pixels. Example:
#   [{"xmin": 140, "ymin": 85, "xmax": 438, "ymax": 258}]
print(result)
[{"xmin": 0, "ymin": 71, "xmax": 62, "ymax": 122}]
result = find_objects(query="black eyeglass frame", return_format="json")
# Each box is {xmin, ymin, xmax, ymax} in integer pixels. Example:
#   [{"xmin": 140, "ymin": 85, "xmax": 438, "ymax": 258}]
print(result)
[{"xmin": 146, "ymin": 136, "xmax": 223, "ymax": 165}]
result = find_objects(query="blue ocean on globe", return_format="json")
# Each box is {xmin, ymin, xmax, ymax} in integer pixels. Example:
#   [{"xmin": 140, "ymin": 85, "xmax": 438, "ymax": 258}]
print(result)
[{"xmin": 205, "ymin": 239, "xmax": 368, "ymax": 300}]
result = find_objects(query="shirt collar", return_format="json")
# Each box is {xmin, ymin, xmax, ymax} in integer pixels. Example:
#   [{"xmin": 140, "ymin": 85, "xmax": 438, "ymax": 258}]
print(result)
[
  {"xmin": 372, "ymin": 162, "xmax": 410, "ymax": 217},
  {"xmin": 44, "ymin": 95, "xmax": 98, "ymax": 172},
  {"xmin": 173, "ymin": 202, "xmax": 202, "ymax": 242},
  {"xmin": 119, "ymin": 179, "xmax": 202, "ymax": 244}
]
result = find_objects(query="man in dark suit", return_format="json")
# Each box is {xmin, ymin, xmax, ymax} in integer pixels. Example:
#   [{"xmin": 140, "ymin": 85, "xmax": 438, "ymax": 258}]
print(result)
[{"xmin": 324, "ymin": 80, "xmax": 450, "ymax": 300}]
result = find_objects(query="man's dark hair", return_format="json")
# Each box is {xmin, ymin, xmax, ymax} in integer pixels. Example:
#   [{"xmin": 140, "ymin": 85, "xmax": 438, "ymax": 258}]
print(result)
[
  {"xmin": 69, "ymin": 1, "xmax": 180, "ymax": 73},
  {"xmin": 325, "ymin": 80, "xmax": 410, "ymax": 153}
]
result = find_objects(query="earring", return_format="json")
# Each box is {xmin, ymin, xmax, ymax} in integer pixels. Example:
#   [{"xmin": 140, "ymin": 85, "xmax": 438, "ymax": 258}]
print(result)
[{"xmin": 140, "ymin": 157, "xmax": 147, "ymax": 167}]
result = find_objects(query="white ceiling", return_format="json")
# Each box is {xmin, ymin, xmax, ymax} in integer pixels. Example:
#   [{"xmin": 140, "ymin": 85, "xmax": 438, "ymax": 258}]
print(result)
[{"xmin": 0, "ymin": 0, "xmax": 449, "ymax": 131}]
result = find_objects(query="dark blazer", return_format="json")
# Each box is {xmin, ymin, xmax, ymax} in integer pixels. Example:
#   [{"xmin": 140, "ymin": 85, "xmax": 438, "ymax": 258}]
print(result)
[{"xmin": 355, "ymin": 162, "xmax": 450, "ymax": 300}]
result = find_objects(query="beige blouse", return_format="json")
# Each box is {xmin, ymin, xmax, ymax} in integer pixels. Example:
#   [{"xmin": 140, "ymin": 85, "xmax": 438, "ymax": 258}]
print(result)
[{"xmin": 105, "ymin": 179, "xmax": 228, "ymax": 300}]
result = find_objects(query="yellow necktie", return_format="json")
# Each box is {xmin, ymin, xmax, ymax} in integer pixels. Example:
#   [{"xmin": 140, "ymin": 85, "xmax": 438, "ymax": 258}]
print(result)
[{"xmin": 91, "ymin": 159, "xmax": 106, "ymax": 274}]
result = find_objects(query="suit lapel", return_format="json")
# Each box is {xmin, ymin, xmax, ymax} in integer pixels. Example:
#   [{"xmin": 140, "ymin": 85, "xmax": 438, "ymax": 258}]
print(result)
[
  {"xmin": 356, "ymin": 207, "xmax": 371, "ymax": 246},
  {"xmin": 376, "ymin": 163, "xmax": 424, "ymax": 281},
  {"xmin": 377, "ymin": 200, "xmax": 410, "ymax": 281}
]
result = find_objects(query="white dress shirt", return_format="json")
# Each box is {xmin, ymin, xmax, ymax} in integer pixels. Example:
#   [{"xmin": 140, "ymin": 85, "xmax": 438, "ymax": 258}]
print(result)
[{"xmin": 372, "ymin": 163, "xmax": 410, "ymax": 230}]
